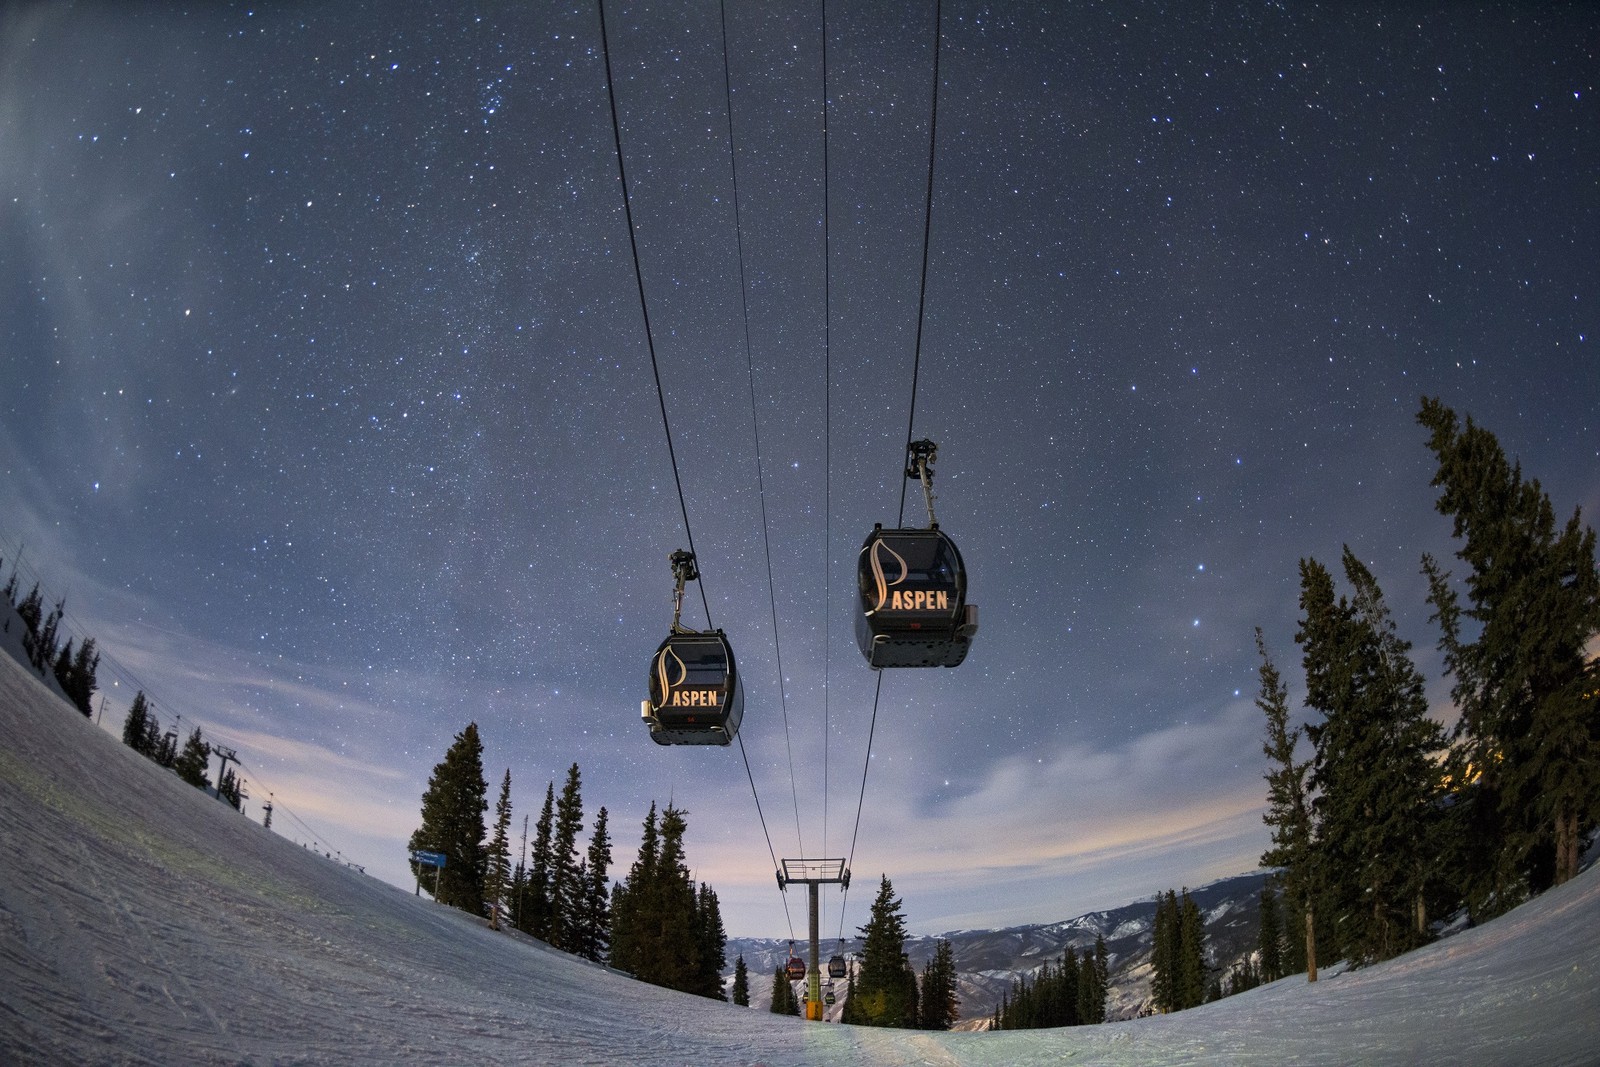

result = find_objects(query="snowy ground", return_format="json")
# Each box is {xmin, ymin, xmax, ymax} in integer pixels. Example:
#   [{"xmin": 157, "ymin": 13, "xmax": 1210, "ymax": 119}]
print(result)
[{"xmin": 1, "ymin": 651, "xmax": 1596, "ymax": 1066}]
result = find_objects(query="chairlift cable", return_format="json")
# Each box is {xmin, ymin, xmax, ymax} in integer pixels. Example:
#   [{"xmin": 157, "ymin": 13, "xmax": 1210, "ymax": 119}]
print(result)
[
  {"xmin": 596, "ymin": 0, "xmax": 712, "ymax": 628},
  {"xmin": 896, "ymin": 0, "xmax": 945, "ymax": 528},
  {"xmin": 718, "ymin": 0, "xmax": 807, "ymax": 865},
  {"xmin": 820, "ymin": 0, "xmax": 835, "ymax": 900},
  {"xmin": 841, "ymin": 0, "xmax": 946, "ymax": 935}
]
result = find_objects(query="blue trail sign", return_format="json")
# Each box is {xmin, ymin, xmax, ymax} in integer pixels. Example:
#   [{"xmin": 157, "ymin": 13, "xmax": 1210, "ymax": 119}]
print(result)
[{"xmin": 412, "ymin": 850, "xmax": 447, "ymax": 868}]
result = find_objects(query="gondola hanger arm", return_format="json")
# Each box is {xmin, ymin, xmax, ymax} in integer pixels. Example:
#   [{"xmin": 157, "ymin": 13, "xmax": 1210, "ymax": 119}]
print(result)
[{"xmin": 906, "ymin": 438, "xmax": 939, "ymax": 529}]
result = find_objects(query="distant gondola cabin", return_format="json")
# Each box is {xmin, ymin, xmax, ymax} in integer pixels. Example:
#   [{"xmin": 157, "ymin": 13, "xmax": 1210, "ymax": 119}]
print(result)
[{"xmin": 641, "ymin": 630, "xmax": 743, "ymax": 745}]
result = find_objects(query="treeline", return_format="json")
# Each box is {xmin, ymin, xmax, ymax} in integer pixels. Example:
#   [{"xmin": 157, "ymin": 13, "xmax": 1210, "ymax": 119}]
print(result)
[
  {"xmin": 120, "ymin": 692, "xmax": 244, "ymax": 808},
  {"xmin": 991, "ymin": 934, "xmax": 1107, "ymax": 1029},
  {"xmin": 2, "ymin": 563, "xmax": 101, "ymax": 716},
  {"xmin": 406, "ymin": 723, "xmax": 728, "ymax": 1002},
  {"xmin": 1257, "ymin": 398, "xmax": 1599, "ymax": 979},
  {"xmin": 5, "ymin": 555, "xmax": 257, "ymax": 814}
]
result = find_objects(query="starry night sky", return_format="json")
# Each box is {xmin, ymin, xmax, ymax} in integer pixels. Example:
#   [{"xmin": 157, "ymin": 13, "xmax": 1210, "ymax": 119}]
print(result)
[{"xmin": 2, "ymin": 2, "xmax": 1596, "ymax": 938}]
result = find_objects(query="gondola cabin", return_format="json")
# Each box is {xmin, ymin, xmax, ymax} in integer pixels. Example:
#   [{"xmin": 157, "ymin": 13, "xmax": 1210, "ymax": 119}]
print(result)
[
  {"xmin": 855, "ymin": 525, "xmax": 978, "ymax": 668},
  {"xmin": 641, "ymin": 630, "xmax": 743, "ymax": 745},
  {"xmin": 827, "ymin": 954, "xmax": 847, "ymax": 979},
  {"xmin": 785, "ymin": 955, "xmax": 807, "ymax": 981}
]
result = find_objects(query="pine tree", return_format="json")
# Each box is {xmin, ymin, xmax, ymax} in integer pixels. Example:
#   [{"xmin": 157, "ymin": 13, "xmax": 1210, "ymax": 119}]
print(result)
[
  {"xmin": 1151, "ymin": 889, "xmax": 1179, "ymax": 1012},
  {"xmin": 1151, "ymin": 889, "xmax": 1207, "ymax": 1012},
  {"xmin": 645, "ymin": 804, "xmax": 698, "ymax": 991},
  {"xmin": 575, "ymin": 806, "xmax": 612, "ymax": 963},
  {"xmin": 17, "ymin": 585, "xmax": 43, "ymax": 667},
  {"xmin": 1177, "ymin": 889, "xmax": 1207, "ymax": 1009},
  {"xmin": 608, "ymin": 803, "xmax": 715, "ymax": 998},
  {"xmin": 547, "ymin": 764, "xmax": 585, "ymax": 951},
  {"xmin": 731, "ymin": 954, "xmax": 750, "ymax": 1007},
  {"xmin": 847, "ymin": 876, "xmax": 918, "ymax": 1028},
  {"xmin": 1258, "ymin": 881, "xmax": 1284, "ymax": 983},
  {"xmin": 1079, "ymin": 936, "xmax": 1108, "ymax": 1024},
  {"xmin": 173, "ymin": 727, "xmax": 211, "ymax": 789},
  {"xmin": 63, "ymin": 637, "xmax": 99, "ymax": 716},
  {"xmin": 406, "ymin": 722, "xmax": 488, "ymax": 915},
  {"xmin": 1256, "ymin": 629, "xmax": 1319, "ymax": 981},
  {"xmin": 918, "ymin": 939, "xmax": 958, "ymax": 1030},
  {"xmin": 53, "ymin": 638, "xmax": 74, "ymax": 697},
  {"xmin": 52, "ymin": 636, "xmax": 100, "ymax": 716},
  {"xmin": 485, "ymin": 770, "xmax": 513, "ymax": 930},
  {"xmin": 217, "ymin": 767, "xmax": 243, "ymax": 809},
  {"xmin": 770, "ymin": 966, "xmax": 800, "ymax": 1015},
  {"xmin": 155, "ymin": 724, "xmax": 178, "ymax": 768},
  {"xmin": 520, "ymin": 782, "xmax": 556, "ymax": 938},
  {"xmin": 1419, "ymin": 397, "xmax": 1600, "ymax": 903},
  {"xmin": 692, "ymin": 882, "xmax": 727, "ymax": 1000},
  {"xmin": 1298, "ymin": 552, "xmax": 1445, "ymax": 964},
  {"xmin": 122, "ymin": 691, "xmax": 152, "ymax": 753},
  {"xmin": 607, "ymin": 802, "xmax": 657, "ymax": 976},
  {"xmin": 32, "ymin": 597, "xmax": 63, "ymax": 672}
]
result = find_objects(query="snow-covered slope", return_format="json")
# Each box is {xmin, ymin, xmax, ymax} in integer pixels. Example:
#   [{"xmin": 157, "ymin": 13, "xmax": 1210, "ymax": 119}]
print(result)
[{"xmin": 1, "ymin": 650, "xmax": 1596, "ymax": 1065}]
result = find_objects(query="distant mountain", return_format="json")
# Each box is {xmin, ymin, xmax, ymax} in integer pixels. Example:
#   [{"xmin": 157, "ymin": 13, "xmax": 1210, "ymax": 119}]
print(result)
[{"xmin": 725, "ymin": 870, "xmax": 1271, "ymax": 1026}]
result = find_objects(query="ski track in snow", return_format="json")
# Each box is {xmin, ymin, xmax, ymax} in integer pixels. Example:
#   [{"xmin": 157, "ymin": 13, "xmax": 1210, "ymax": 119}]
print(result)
[{"xmin": 1, "ymin": 651, "xmax": 1597, "ymax": 1065}]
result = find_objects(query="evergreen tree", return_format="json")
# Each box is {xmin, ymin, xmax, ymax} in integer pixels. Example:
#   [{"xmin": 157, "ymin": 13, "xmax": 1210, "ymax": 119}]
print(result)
[
  {"xmin": 1177, "ymin": 889, "xmax": 1207, "ymax": 1009},
  {"xmin": 1418, "ymin": 397, "xmax": 1600, "ymax": 902},
  {"xmin": 918, "ymin": 939, "xmax": 959, "ymax": 1030},
  {"xmin": 1078, "ymin": 935, "xmax": 1108, "ymax": 1024},
  {"xmin": 485, "ymin": 769, "xmax": 513, "ymax": 930},
  {"xmin": 1151, "ymin": 889, "xmax": 1179, "ymax": 1012},
  {"xmin": 1256, "ymin": 629, "xmax": 1319, "ymax": 980},
  {"xmin": 520, "ymin": 782, "xmax": 556, "ymax": 938},
  {"xmin": 1152, "ymin": 889, "xmax": 1207, "ymax": 1012},
  {"xmin": 1347, "ymin": 551, "xmax": 1449, "ymax": 945},
  {"xmin": 406, "ymin": 722, "xmax": 488, "ymax": 914},
  {"xmin": 607, "ymin": 802, "xmax": 658, "ymax": 976},
  {"xmin": 644, "ymin": 804, "xmax": 698, "ymax": 991},
  {"xmin": 575, "ymin": 805, "xmax": 612, "ymax": 963},
  {"xmin": 770, "ymin": 966, "xmax": 800, "ymax": 1015},
  {"xmin": 52, "ymin": 638, "xmax": 75, "ymax": 698},
  {"xmin": 30, "ymin": 597, "xmax": 63, "ymax": 672},
  {"xmin": 692, "ymin": 882, "xmax": 727, "ymax": 1000},
  {"xmin": 731, "ymin": 955, "xmax": 750, "ymax": 1007},
  {"xmin": 173, "ymin": 727, "xmax": 211, "ymax": 789},
  {"xmin": 16, "ymin": 585, "xmax": 43, "ymax": 666},
  {"xmin": 547, "ymin": 763, "xmax": 585, "ymax": 951},
  {"xmin": 217, "ymin": 767, "xmax": 243, "ymax": 809},
  {"xmin": 51, "ymin": 636, "xmax": 100, "ymax": 716},
  {"xmin": 1299, "ymin": 551, "xmax": 1445, "ymax": 964},
  {"xmin": 122, "ymin": 691, "xmax": 152, "ymax": 753},
  {"xmin": 155, "ymin": 723, "xmax": 178, "ymax": 768},
  {"xmin": 846, "ymin": 876, "xmax": 918, "ymax": 1028},
  {"xmin": 1258, "ymin": 881, "xmax": 1284, "ymax": 984},
  {"xmin": 608, "ymin": 803, "xmax": 716, "ymax": 999},
  {"xmin": 62, "ymin": 637, "xmax": 99, "ymax": 716}
]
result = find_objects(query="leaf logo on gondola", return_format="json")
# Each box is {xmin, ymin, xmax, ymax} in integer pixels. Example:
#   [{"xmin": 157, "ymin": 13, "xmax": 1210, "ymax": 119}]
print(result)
[
  {"xmin": 868, "ymin": 538, "xmax": 908, "ymax": 612},
  {"xmin": 654, "ymin": 644, "xmax": 687, "ymax": 709}
]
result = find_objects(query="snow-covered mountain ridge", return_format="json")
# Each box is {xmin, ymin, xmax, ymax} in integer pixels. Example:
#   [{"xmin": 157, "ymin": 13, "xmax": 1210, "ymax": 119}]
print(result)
[{"xmin": 726, "ymin": 870, "xmax": 1269, "ymax": 1025}]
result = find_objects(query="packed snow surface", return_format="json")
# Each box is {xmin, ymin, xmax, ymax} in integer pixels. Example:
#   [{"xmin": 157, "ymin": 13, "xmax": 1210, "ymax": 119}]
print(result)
[{"xmin": 1, "ymin": 652, "xmax": 1595, "ymax": 1065}]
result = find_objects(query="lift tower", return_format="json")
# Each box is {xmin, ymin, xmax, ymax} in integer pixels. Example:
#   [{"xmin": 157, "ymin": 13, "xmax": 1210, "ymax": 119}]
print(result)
[{"xmin": 777, "ymin": 858, "xmax": 850, "ymax": 1021}]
